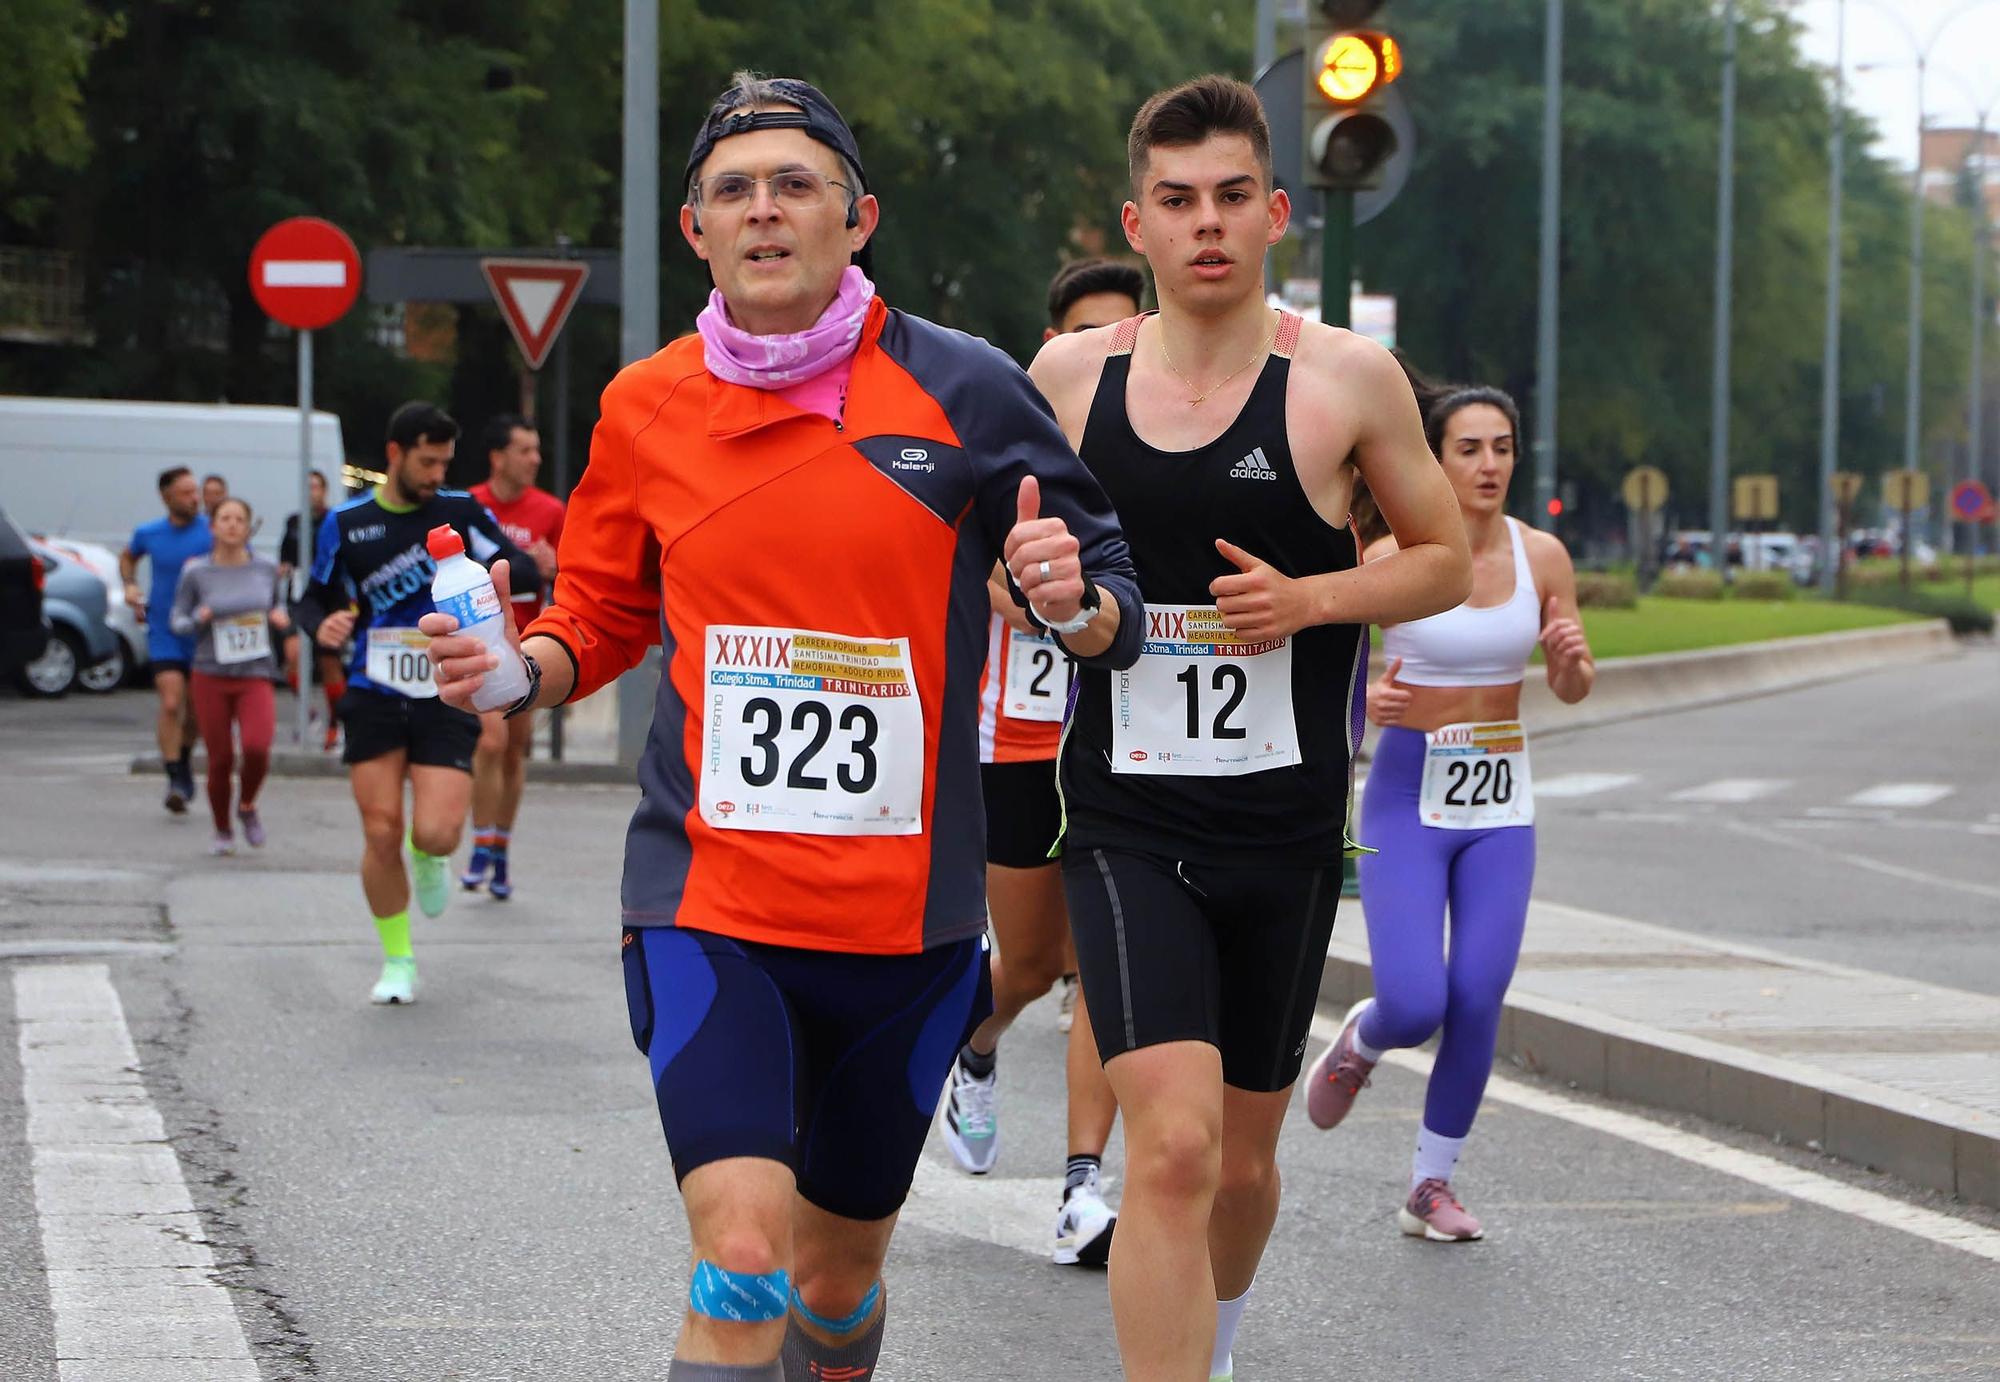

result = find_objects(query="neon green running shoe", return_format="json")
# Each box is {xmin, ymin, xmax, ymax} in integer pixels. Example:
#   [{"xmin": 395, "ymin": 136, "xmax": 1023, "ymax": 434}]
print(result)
[
  {"xmin": 406, "ymin": 832, "xmax": 449, "ymax": 919},
  {"xmin": 370, "ymin": 957, "xmax": 418, "ymax": 1006}
]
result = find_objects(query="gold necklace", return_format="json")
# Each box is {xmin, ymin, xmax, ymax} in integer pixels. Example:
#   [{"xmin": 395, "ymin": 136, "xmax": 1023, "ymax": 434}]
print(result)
[{"xmin": 1156, "ymin": 311, "xmax": 1278, "ymax": 407}]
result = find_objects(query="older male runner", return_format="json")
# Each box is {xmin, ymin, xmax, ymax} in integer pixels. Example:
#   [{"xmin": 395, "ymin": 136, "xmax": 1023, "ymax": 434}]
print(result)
[
  {"xmin": 423, "ymin": 74, "xmax": 1142, "ymax": 1382},
  {"xmin": 1031, "ymin": 76, "xmax": 1471, "ymax": 1382}
]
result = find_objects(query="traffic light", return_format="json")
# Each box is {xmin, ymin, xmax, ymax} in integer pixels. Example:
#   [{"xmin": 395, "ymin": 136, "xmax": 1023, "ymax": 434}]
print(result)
[{"xmin": 1302, "ymin": 5, "xmax": 1402, "ymax": 191}]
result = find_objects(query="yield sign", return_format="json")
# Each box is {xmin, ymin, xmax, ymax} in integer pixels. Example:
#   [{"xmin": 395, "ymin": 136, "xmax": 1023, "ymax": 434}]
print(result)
[{"xmin": 481, "ymin": 257, "xmax": 590, "ymax": 371}]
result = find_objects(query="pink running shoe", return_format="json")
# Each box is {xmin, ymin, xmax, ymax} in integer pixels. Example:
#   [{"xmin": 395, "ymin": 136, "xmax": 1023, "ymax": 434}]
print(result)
[
  {"xmin": 1399, "ymin": 1179, "xmax": 1484, "ymax": 1242},
  {"xmin": 1304, "ymin": 1003, "xmax": 1377, "ymax": 1130}
]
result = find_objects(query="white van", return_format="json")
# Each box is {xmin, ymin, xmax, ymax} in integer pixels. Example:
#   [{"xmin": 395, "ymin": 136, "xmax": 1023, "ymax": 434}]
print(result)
[{"xmin": 0, "ymin": 396, "xmax": 345, "ymax": 559}]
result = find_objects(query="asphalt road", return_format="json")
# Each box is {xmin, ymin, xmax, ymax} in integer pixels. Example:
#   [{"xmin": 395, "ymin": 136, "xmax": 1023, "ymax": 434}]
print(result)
[
  {"xmin": 1, "ymin": 671, "xmax": 1998, "ymax": 1380},
  {"xmin": 1524, "ymin": 639, "xmax": 2000, "ymax": 993}
]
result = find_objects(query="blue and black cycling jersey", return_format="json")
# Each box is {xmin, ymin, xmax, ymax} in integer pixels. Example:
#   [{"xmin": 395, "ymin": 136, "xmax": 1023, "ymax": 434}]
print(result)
[{"xmin": 295, "ymin": 489, "xmax": 537, "ymax": 697}]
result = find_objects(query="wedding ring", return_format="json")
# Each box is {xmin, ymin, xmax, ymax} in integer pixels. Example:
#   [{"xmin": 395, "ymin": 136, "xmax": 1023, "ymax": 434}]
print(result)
[{"xmin": 1038, "ymin": 560, "xmax": 1052, "ymax": 582}]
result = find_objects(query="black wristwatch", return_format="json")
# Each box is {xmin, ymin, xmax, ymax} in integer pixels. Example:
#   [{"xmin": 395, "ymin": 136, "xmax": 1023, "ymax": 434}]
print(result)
[{"xmin": 503, "ymin": 652, "xmax": 543, "ymax": 720}]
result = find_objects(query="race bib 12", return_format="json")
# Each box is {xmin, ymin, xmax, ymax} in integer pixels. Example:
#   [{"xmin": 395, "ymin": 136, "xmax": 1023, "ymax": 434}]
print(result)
[
  {"xmin": 1003, "ymin": 627, "xmax": 1072, "ymax": 724},
  {"xmin": 1111, "ymin": 604, "xmax": 1298, "ymax": 776}
]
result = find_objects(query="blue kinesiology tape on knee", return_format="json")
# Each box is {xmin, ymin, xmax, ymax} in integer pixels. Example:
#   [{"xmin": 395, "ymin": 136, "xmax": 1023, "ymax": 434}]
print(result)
[
  {"xmin": 688, "ymin": 1260, "xmax": 791, "ymax": 1323},
  {"xmin": 789, "ymin": 1280, "xmax": 881, "ymax": 1336}
]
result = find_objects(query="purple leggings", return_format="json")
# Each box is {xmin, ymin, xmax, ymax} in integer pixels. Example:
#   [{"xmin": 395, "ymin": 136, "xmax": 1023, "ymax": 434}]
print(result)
[{"xmin": 1354, "ymin": 725, "xmax": 1535, "ymax": 1139}]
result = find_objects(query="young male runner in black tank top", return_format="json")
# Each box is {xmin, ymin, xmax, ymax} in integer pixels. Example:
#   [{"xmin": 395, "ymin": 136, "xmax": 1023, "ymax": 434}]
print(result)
[{"xmin": 1029, "ymin": 76, "xmax": 1470, "ymax": 1382}]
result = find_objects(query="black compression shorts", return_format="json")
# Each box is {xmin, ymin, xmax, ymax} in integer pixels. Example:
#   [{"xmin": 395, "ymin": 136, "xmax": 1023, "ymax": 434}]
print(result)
[
  {"xmin": 979, "ymin": 759, "xmax": 1063, "ymax": 869},
  {"xmin": 1062, "ymin": 846, "xmax": 1340, "ymax": 1092}
]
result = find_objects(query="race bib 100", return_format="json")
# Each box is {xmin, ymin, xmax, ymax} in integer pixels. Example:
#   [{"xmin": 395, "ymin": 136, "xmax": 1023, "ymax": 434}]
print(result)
[
  {"xmin": 1003, "ymin": 627, "xmax": 1072, "ymax": 724},
  {"xmin": 701, "ymin": 624, "xmax": 924, "ymax": 836},
  {"xmin": 365, "ymin": 628, "xmax": 437, "ymax": 699},
  {"xmin": 213, "ymin": 612, "xmax": 271, "ymax": 666},
  {"xmin": 1111, "ymin": 604, "xmax": 1299, "ymax": 776},
  {"xmin": 1419, "ymin": 720, "xmax": 1534, "ymax": 829}
]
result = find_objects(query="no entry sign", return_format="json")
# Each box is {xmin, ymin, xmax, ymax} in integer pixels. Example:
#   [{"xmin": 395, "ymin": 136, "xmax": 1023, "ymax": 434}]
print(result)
[{"xmin": 249, "ymin": 218, "xmax": 362, "ymax": 331}]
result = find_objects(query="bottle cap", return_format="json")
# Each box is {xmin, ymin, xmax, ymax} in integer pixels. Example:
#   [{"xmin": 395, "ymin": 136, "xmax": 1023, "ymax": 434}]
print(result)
[{"xmin": 426, "ymin": 524, "xmax": 465, "ymax": 560}]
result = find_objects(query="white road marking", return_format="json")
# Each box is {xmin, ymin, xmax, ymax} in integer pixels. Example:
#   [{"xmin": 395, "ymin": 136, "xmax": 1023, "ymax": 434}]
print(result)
[
  {"xmin": 902, "ymin": 1156, "xmax": 1067, "ymax": 1260},
  {"xmin": 1308, "ymin": 1013, "xmax": 2000, "ymax": 1264},
  {"xmin": 1845, "ymin": 782, "xmax": 1955, "ymax": 809},
  {"xmin": 1726, "ymin": 818, "xmax": 2000, "ymax": 903},
  {"xmin": 14, "ymin": 964, "xmax": 260, "ymax": 1379},
  {"xmin": 1669, "ymin": 778, "xmax": 1789, "ymax": 804},
  {"xmin": 1535, "ymin": 772, "xmax": 1639, "ymax": 798}
]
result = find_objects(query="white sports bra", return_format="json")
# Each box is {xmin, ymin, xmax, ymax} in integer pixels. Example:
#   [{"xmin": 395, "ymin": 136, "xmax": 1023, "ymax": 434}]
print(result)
[{"xmin": 1382, "ymin": 517, "xmax": 1541, "ymax": 687}]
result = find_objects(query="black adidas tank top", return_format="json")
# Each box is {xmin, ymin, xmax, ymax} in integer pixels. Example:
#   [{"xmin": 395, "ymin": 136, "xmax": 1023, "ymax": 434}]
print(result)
[{"xmin": 1062, "ymin": 312, "xmax": 1366, "ymax": 865}]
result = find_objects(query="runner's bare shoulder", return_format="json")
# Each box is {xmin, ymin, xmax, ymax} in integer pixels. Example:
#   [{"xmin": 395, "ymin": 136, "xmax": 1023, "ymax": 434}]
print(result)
[{"xmin": 1028, "ymin": 323, "xmax": 1121, "ymax": 444}]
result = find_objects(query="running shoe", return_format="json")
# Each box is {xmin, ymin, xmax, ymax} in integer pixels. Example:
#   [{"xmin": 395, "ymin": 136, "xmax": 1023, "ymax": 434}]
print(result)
[
  {"xmin": 407, "ymin": 833, "xmax": 449, "ymax": 919},
  {"xmin": 370, "ymin": 957, "xmax": 418, "ymax": 1006},
  {"xmin": 460, "ymin": 845, "xmax": 492, "ymax": 891},
  {"xmin": 237, "ymin": 808, "xmax": 266, "ymax": 849},
  {"xmin": 1056, "ymin": 973, "xmax": 1078, "ymax": 1034},
  {"xmin": 1211, "ymin": 1364, "xmax": 1232, "ymax": 1382},
  {"xmin": 164, "ymin": 775, "xmax": 189, "ymax": 815},
  {"xmin": 1304, "ymin": 1001, "xmax": 1377, "ymax": 1131},
  {"xmin": 208, "ymin": 831, "xmax": 234, "ymax": 856},
  {"xmin": 487, "ymin": 852, "xmax": 512, "ymax": 901},
  {"xmin": 1399, "ymin": 1178, "xmax": 1484, "ymax": 1242},
  {"xmin": 1052, "ymin": 1173, "xmax": 1116, "ymax": 1266},
  {"xmin": 938, "ymin": 1054, "xmax": 999, "ymax": 1174}
]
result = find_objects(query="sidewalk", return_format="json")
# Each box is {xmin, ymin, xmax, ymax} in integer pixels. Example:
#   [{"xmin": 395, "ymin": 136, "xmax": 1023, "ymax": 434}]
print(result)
[{"xmin": 1318, "ymin": 899, "xmax": 2000, "ymax": 1210}]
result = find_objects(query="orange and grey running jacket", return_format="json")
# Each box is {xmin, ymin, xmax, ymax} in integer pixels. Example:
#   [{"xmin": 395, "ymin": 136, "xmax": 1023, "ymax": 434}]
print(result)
[{"xmin": 524, "ymin": 298, "xmax": 1141, "ymax": 955}]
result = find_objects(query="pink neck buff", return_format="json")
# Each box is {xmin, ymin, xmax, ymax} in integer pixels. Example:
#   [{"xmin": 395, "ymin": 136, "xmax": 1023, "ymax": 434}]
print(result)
[{"xmin": 697, "ymin": 265, "xmax": 875, "ymax": 390}]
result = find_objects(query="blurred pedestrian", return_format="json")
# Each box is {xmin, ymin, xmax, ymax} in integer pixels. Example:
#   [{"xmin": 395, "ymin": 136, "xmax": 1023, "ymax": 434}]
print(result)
[
  {"xmin": 201, "ymin": 473, "xmax": 229, "ymax": 519},
  {"xmin": 120, "ymin": 467, "xmax": 212, "ymax": 813},
  {"xmin": 279, "ymin": 470, "xmax": 343, "ymax": 749},
  {"xmin": 171, "ymin": 498, "xmax": 287, "ymax": 855}
]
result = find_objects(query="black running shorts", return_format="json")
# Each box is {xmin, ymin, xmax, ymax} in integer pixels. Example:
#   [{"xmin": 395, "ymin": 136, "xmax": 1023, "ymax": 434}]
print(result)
[
  {"xmin": 1062, "ymin": 846, "xmax": 1340, "ymax": 1092},
  {"xmin": 980, "ymin": 759, "xmax": 1063, "ymax": 869},
  {"xmin": 338, "ymin": 686, "xmax": 479, "ymax": 771}
]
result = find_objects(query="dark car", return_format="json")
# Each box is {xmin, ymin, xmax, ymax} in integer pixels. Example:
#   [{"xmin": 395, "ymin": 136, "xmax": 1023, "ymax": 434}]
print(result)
[{"xmin": 0, "ymin": 507, "xmax": 51, "ymax": 685}]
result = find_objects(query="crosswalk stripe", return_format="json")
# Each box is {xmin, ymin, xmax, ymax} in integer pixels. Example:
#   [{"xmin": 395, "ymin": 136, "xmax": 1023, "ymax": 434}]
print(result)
[
  {"xmin": 1669, "ymin": 778, "xmax": 1789, "ymax": 804},
  {"xmin": 1844, "ymin": 782, "xmax": 1954, "ymax": 809},
  {"xmin": 1536, "ymin": 773, "xmax": 1640, "ymax": 799}
]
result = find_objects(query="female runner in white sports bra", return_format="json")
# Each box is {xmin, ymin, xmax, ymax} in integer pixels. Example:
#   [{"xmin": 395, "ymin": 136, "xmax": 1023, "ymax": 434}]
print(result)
[{"xmin": 1303, "ymin": 385, "xmax": 1595, "ymax": 1241}]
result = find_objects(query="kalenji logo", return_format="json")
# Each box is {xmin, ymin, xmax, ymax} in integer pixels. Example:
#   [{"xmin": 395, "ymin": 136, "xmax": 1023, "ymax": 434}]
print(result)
[
  {"xmin": 892, "ymin": 446, "xmax": 934, "ymax": 473},
  {"xmin": 1229, "ymin": 445, "xmax": 1279, "ymax": 481},
  {"xmin": 1128, "ymin": 750, "xmax": 1148, "ymax": 762},
  {"xmin": 1147, "ymin": 609, "xmax": 1189, "ymax": 640},
  {"xmin": 716, "ymin": 801, "xmax": 737, "ymax": 815},
  {"xmin": 712, "ymin": 633, "xmax": 793, "ymax": 668}
]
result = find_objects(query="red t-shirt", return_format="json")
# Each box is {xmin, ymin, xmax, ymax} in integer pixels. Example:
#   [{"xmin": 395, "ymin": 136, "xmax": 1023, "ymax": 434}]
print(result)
[{"xmin": 472, "ymin": 482, "xmax": 566, "ymax": 623}]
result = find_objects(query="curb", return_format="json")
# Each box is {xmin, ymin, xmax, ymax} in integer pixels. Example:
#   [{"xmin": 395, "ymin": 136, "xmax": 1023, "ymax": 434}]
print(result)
[
  {"xmin": 1518, "ymin": 618, "xmax": 1957, "ymax": 737},
  {"xmin": 1314, "ymin": 953, "xmax": 2000, "ymax": 1211},
  {"xmin": 132, "ymin": 751, "xmax": 636, "ymax": 785}
]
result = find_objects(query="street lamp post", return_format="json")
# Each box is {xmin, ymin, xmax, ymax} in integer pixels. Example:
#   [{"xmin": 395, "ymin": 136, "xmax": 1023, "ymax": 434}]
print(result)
[
  {"xmin": 1533, "ymin": 0, "xmax": 1563, "ymax": 533},
  {"xmin": 1817, "ymin": 0, "xmax": 1846, "ymax": 594},
  {"xmin": 1710, "ymin": 0, "xmax": 1740, "ymax": 581}
]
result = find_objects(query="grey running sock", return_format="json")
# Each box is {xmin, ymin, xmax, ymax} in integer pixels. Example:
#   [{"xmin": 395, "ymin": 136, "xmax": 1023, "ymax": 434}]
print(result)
[
  {"xmin": 782, "ymin": 1299, "xmax": 887, "ymax": 1382},
  {"xmin": 1064, "ymin": 1153, "xmax": 1101, "ymax": 1199},
  {"xmin": 666, "ymin": 1361, "xmax": 784, "ymax": 1382},
  {"xmin": 957, "ymin": 1041, "xmax": 995, "ymax": 1080}
]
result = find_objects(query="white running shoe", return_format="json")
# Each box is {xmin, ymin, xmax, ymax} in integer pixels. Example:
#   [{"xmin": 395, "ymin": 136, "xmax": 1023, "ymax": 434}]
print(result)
[
  {"xmin": 1052, "ymin": 1175, "xmax": 1116, "ymax": 1266},
  {"xmin": 370, "ymin": 957, "xmax": 418, "ymax": 1006},
  {"xmin": 1210, "ymin": 1361, "xmax": 1233, "ymax": 1382},
  {"xmin": 406, "ymin": 832, "xmax": 449, "ymax": 919},
  {"xmin": 1056, "ymin": 973, "xmax": 1078, "ymax": 1033},
  {"xmin": 938, "ymin": 1053, "xmax": 999, "ymax": 1174}
]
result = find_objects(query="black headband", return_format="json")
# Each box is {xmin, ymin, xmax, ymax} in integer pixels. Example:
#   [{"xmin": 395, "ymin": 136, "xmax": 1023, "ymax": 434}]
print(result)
[{"xmin": 682, "ymin": 79, "xmax": 868, "ymax": 200}]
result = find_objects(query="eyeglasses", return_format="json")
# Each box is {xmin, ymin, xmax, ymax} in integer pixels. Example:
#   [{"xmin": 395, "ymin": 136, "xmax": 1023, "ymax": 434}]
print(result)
[{"xmin": 694, "ymin": 170, "xmax": 852, "ymax": 211}]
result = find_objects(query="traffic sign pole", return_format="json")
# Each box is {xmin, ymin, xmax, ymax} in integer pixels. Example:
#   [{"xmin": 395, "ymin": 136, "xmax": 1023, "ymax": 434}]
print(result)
[
  {"xmin": 295, "ymin": 330, "xmax": 314, "ymax": 752},
  {"xmin": 249, "ymin": 216, "xmax": 362, "ymax": 751}
]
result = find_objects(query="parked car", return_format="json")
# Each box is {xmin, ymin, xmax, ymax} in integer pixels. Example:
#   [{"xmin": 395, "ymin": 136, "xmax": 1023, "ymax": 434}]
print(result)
[
  {"xmin": 20, "ymin": 538, "xmax": 120, "ymax": 697},
  {"xmin": 0, "ymin": 507, "xmax": 50, "ymax": 685},
  {"xmin": 35, "ymin": 536, "xmax": 146, "ymax": 690}
]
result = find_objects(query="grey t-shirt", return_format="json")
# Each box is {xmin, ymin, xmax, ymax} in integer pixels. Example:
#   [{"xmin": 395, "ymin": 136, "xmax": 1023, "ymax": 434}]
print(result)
[{"xmin": 170, "ymin": 556, "xmax": 284, "ymax": 679}]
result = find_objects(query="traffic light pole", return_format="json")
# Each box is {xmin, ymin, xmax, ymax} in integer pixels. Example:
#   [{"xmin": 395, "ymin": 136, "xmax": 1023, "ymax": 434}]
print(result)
[
  {"xmin": 1321, "ymin": 188, "xmax": 1354, "ymax": 329},
  {"xmin": 1532, "ymin": 0, "xmax": 1564, "ymax": 531}
]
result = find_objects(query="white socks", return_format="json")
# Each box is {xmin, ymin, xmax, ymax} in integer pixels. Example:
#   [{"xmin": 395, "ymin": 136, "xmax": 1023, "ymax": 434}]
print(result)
[
  {"xmin": 1212, "ymin": 1281, "xmax": 1253, "ymax": 1379},
  {"xmin": 1349, "ymin": 998, "xmax": 1386, "ymax": 1062},
  {"xmin": 1412, "ymin": 1124, "xmax": 1467, "ymax": 1191}
]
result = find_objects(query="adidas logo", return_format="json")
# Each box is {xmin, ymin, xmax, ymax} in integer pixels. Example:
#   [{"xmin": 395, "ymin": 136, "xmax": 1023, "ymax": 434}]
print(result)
[{"xmin": 1229, "ymin": 446, "xmax": 1278, "ymax": 481}]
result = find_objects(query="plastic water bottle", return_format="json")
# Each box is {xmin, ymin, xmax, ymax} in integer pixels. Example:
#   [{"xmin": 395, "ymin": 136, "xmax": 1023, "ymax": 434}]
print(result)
[{"xmin": 427, "ymin": 524, "xmax": 528, "ymax": 710}]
